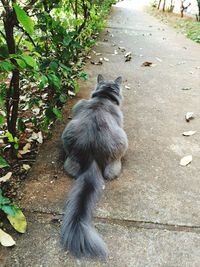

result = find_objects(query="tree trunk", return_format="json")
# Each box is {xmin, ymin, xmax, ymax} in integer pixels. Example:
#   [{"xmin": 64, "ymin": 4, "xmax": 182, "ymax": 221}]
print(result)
[
  {"xmin": 3, "ymin": 10, "xmax": 20, "ymax": 138},
  {"xmin": 162, "ymin": 0, "xmax": 166, "ymax": 12},
  {"xmin": 157, "ymin": 0, "xmax": 162, "ymax": 9}
]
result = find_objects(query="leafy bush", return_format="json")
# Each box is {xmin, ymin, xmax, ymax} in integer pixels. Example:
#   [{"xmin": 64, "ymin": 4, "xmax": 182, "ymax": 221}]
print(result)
[{"xmin": 0, "ymin": 0, "xmax": 116, "ymax": 156}]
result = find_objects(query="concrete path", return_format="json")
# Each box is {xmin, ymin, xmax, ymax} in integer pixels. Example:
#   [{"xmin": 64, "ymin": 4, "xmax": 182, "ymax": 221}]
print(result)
[{"xmin": 1, "ymin": 1, "xmax": 200, "ymax": 266}]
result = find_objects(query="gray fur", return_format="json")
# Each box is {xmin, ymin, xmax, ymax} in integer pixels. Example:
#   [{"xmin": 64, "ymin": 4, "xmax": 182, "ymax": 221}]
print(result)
[{"xmin": 61, "ymin": 75, "xmax": 128, "ymax": 258}]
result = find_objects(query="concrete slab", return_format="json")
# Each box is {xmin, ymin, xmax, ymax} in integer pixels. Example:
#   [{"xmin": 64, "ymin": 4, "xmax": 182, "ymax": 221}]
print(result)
[{"xmin": 2, "ymin": 213, "xmax": 200, "ymax": 267}]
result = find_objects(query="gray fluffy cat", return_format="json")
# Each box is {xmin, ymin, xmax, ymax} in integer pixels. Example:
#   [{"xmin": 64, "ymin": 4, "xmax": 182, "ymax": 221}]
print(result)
[{"xmin": 61, "ymin": 74, "xmax": 128, "ymax": 258}]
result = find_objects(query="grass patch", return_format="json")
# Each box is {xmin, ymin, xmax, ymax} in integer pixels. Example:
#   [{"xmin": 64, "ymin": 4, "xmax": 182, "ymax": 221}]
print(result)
[{"xmin": 146, "ymin": 6, "xmax": 200, "ymax": 44}]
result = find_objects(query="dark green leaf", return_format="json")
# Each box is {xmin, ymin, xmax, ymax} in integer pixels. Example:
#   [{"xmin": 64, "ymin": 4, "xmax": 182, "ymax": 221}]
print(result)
[
  {"xmin": 79, "ymin": 72, "xmax": 89, "ymax": 81},
  {"xmin": 0, "ymin": 156, "xmax": 9, "ymax": 168},
  {"xmin": 59, "ymin": 63, "xmax": 71, "ymax": 72},
  {"xmin": 0, "ymin": 195, "xmax": 11, "ymax": 205},
  {"xmin": 0, "ymin": 45, "xmax": 9, "ymax": 58},
  {"xmin": 59, "ymin": 94, "xmax": 67, "ymax": 103},
  {"xmin": 39, "ymin": 75, "xmax": 48, "ymax": 89},
  {"xmin": 17, "ymin": 118, "xmax": 26, "ymax": 132},
  {"xmin": 49, "ymin": 61, "xmax": 58, "ymax": 71},
  {"xmin": 48, "ymin": 74, "xmax": 61, "ymax": 89},
  {"xmin": 14, "ymin": 143, "xmax": 19, "ymax": 150},
  {"xmin": 52, "ymin": 107, "xmax": 62, "ymax": 120},
  {"xmin": 0, "ymin": 115, "xmax": 5, "ymax": 125},
  {"xmin": 63, "ymin": 35, "xmax": 72, "ymax": 46}
]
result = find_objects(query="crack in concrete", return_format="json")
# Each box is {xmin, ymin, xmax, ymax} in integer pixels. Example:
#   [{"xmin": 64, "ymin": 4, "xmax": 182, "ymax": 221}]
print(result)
[{"xmin": 24, "ymin": 209, "xmax": 200, "ymax": 234}]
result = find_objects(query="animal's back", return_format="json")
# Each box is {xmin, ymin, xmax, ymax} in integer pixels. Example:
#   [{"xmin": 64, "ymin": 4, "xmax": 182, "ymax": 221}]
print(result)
[{"xmin": 71, "ymin": 98, "xmax": 124, "ymax": 160}]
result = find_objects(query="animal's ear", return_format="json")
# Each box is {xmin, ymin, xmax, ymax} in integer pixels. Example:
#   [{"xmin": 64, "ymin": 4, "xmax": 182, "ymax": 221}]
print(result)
[
  {"xmin": 97, "ymin": 74, "xmax": 104, "ymax": 83},
  {"xmin": 115, "ymin": 76, "xmax": 122, "ymax": 85}
]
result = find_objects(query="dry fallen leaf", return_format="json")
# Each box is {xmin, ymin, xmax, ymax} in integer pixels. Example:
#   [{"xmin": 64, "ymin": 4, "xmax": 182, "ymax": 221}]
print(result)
[
  {"xmin": 32, "ymin": 107, "xmax": 40, "ymax": 115},
  {"xmin": 103, "ymin": 57, "xmax": 109, "ymax": 62},
  {"xmin": 142, "ymin": 61, "xmax": 153, "ymax": 67},
  {"xmin": 29, "ymin": 131, "xmax": 43, "ymax": 144},
  {"xmin": 37, "ymin": 131, "xmax": 43, "ymax": 144},
  {"xmin": 181, "ymin": 87, "xmax": 191, "ymax": 91},
  {"xmin": 0, "ymin": 229, "xmax": 16, "ymax": 247},
  {"xmin": 0, "ymin": 172, "xmax": 12, "ymax": 183},
  {"xmin": 124, "ymin": 52, "xmax": 132, "ymax": 62},
  {"xmin": 182, "ymin": 131, "xmax": 196, "ymax": 136},
  {"xmin": 180, "ymin": 155, "xmax": 192, "ymax": 166},
  {"xmin": 90, "ymin": 60, "xmax": 103, "ymax": 65},
  {"xmin": 18, "ymin": 143, "xmax": 31, "ymax": 157},
  {"xmin": 185, "ymin": 112, "xmax": 194, "ymax": 122},
  {"xmin": 118, "ymin": 46, "xmax": 126, "ymax": 52},
  {"xmin": 22, "ymin": 164, "xmax": 31, "ymax": 171},
  {"xmin": 68, "ymin": 90, "xmax": 75, "ymax": 96},
  {"xmin": 155, "ymin": 57, "xmax": 162, "ymax": 62}
]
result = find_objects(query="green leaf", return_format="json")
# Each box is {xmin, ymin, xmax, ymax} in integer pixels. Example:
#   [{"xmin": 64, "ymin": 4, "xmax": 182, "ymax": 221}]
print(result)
[
  {"xmin": 15, "ymin": 58, "xmax": 26, "ymax": 69},
  {"xmin": 63, "ymin": 35, "xmax": 72, "ymax": 46},
  {"xmin": 49, "ymin": 61, "xmax": 58, "ymax": 71},
  {"xmin": 52, "ymin": 107, "xmax": 62, "ymax": 120},
  {"xmin": 20, "ymin": 55, "xmax": 37, "ymax": 68},
  {"xmin": 0, "ymin": 196, "xmax": 11, "ymax": 206},
  {"xmin": 14, "ymin": 143, "xmax": 19, "ymax": 150},
  {"xmin": 0, "ymin": 45, "xmax": 9, "ymax": 58},
  {"xmin": 59, "ymin": 63, "xmax": 71, "ymax": 72},
  {"xmin": 0, "ymin": 61, "xmax": 14, "ymax": 72},
  {"xmin": 0, "ymin": 156, "xmax": 9, "ymax": 168},
  {"xmin": 1, "ymin": 205, "xmax": 16, "ymax": 217},
  {"xmin": 0, "ymin": 115, "xmax": 5, "ymax": 125},
  {"xmin": 13, "ymin": 4, "xmax": 34, "ymax": 35},
  {"xmin": 7, "ymin": 205, "xmax": 27, "ymax": 233},
  {"xmin": 74, "ymin": 81, "xmax": 80, "ymax": 93},
  {"xmin": 39, "ymin": 75, "xmax": 48, "ymax": 89},
  {"xmin": 59, "ymin": 94, "xmax": 67, "ymax": 103},
  {"xmin": 79, "ymin": 72, "xmax": 89, "ymax": 81},
  {"xmin": 48, "ymin": 73, "xmax": 61, "ymax": 89},
  {"xmin": 5, "ymin": 132, "xmax": 14, "ymax": 142},
  {"xmin": 17, "ymin": 118, "xmax": 26, "ymax": 132}
]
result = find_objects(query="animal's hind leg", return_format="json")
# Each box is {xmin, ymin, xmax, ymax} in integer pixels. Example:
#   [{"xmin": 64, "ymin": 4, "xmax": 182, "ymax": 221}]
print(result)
[
  {"xmin": 64, "ymin": 157, "xmax": 80, "ymax": 178},
  {"xmin": 103, "ymin": 160, "xmax": 122, "ymax": 180}
]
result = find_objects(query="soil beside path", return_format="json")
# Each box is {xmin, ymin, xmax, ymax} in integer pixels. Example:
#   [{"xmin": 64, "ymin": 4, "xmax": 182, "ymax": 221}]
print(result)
[{"xmin": 1, "ymin": 1, "xmax": 200, "ymax": 266}]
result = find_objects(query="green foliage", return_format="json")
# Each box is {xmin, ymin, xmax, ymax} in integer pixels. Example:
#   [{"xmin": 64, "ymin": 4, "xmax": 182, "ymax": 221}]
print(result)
[{"xmin": 0, "ymin": 0, "xmax": 116, "ymax": 155}]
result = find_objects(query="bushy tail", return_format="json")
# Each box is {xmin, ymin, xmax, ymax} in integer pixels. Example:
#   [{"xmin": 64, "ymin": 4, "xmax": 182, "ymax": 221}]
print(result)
[{"xmin": 61, "ymin": 160, "xmax": 107, "ymax": 258}]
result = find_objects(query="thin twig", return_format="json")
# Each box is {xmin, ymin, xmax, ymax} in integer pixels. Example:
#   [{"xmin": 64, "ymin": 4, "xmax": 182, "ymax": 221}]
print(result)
[
  {"xmin": 17, "ymin": 25, "xmax": 36, "ymax": 47},
  {"xmin": 24, "ymin": 0, "xmax": 38, "ymax": 11},
  {"xmin": 0, "ymin": 30, "xmax": 6, "ymax": 40},
  {"xmin": 16, "ymin": 32, "xmax": 25, "ymax": 50}
]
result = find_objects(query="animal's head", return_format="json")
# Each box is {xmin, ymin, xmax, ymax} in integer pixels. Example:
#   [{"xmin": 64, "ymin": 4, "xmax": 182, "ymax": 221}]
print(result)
[{"xmin": 91, "ymin": 74, "xmax": 123, "ymax": 105}]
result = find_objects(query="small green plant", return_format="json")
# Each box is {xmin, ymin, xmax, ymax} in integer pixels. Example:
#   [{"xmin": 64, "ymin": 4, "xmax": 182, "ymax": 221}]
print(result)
[{"xmin": 0, "ymin": 189, "xmax": 27, "ymax": 247}]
